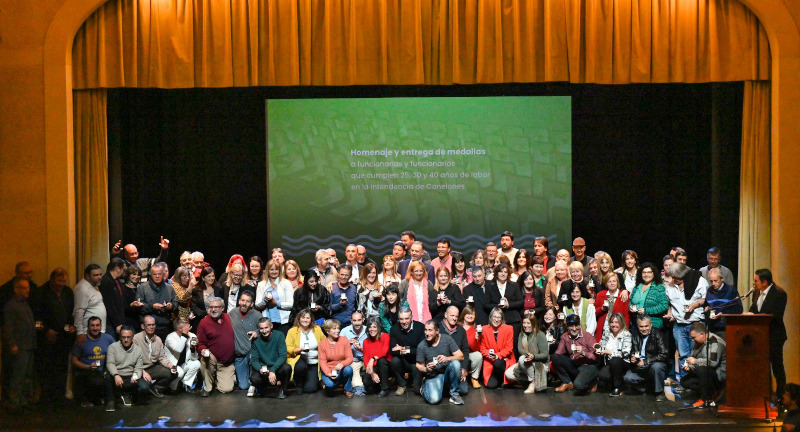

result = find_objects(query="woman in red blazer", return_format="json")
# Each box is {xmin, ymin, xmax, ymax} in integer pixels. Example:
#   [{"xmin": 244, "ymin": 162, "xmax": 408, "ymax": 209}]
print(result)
[
  {"xmin": 480, "ymin": 308, "xmax": 517, "ymax": 389},
  {"xmin": 594, "ymin": 273, "xmax": 630, "ymax": 342}
]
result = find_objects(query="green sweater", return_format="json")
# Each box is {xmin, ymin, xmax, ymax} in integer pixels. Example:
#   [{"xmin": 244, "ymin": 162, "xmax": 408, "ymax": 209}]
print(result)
[
  {"xmin": 630, "ymin": 283, "xmax": 669, "ymax": 328},
  {"xmin": 249, "ymin": 331, "xmax": 287, "ymax": 372},
  {"xmin": 518, "ymin": 331, "xmax": 549, "ymax": 363}
]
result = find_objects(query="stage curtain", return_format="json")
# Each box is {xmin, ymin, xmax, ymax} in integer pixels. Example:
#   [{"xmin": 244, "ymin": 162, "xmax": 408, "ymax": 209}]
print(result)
[
  {"xmin": 74, "ymin": 90, "xmax": 110, "ymax": 277},
  {"xmin": 72, "ymin": 0, "xmax": 770, "ymax": 89},
  {"xmin": 737, "ymin": 81, "xmax": 771, "ymax": 304}
]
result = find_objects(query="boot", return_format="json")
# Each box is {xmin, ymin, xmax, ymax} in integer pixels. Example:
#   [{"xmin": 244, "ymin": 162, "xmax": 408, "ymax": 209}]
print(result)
[{"xmin": 524, "ymin": 382, "xmax": 536, "ymax": 394}]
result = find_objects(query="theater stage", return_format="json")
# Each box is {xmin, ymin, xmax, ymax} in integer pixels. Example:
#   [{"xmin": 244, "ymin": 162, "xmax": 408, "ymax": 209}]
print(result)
[{"xmin": 0, "ymin": 385, "xmax": 782, "ymax": 431}]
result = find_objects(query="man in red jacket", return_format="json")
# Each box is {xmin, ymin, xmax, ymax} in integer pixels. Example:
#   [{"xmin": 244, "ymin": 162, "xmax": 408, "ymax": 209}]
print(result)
[{"xmin": 197, "ymin": 297, "xmax": 235, "ymax": 396}]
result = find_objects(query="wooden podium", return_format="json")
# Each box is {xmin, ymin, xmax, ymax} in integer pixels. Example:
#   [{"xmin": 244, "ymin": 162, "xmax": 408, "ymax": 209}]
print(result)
[{"xmin": 716, "ymin": 314, "xmax": 777, "ymax": 419}]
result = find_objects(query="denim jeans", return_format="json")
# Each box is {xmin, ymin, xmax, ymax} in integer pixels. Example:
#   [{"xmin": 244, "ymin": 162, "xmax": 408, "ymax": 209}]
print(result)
[
  {"xmin": 321, "ymin": 365, "xmax": 353, "ymax": 393},
  {"xmin": 673, "ymin": 323, "xmax": 693, "ymax": 379},
  {"xmin": 234, "ymin": 356, "xmax": 251, "ymax": 390},
  {"xmin": 422, "ymin": 360, "xmax": 461, "ymax": 404}
]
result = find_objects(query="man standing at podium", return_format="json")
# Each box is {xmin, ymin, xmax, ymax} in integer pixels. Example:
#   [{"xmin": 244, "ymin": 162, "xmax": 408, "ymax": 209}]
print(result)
[{"xmin": 748, "ymin": 268, "xmax": 787, "ymax": 404}]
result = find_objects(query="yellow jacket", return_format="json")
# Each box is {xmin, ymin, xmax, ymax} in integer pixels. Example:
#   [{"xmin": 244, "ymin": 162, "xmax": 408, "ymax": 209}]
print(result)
[{"xmin": 285, "ymin": 325, "xmax": 325, "ymax": 379}]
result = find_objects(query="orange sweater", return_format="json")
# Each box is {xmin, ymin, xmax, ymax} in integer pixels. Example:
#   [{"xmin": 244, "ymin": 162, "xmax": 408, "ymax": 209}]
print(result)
[{"xmin": 318, "ymin": 335, "xmax": 354, "ymax": 376}]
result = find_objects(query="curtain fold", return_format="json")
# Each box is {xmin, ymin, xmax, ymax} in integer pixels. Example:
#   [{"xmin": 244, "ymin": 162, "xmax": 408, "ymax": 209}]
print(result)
[
  {"xmin": 738, "ymin": 80, "xmax": 771, "ymax": 306},
  {"xmin": 74, "ymin": 90, "xmax": 110, "ymax": 278},
  {"xmin": 72, "ymin": 0, "xmax": 770, "ymax": 89}
]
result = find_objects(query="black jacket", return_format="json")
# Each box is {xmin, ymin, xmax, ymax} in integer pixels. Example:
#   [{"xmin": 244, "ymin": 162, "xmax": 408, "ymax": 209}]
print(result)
[
  {"xmin": 749, "ymin": 284, "xmax": 788, "ymax": 345},
  {"xmin": 431, "ymin": 283, "xmax": 466, "ymax": 322},
  {"xmin": 290, "ymin": 286, "xmax": 331, "ymax": 324},
  {"xmin": 522, "ymin": 287, "xmax": 546, "ymax": 318},
  {"xmin": 191, "ymin": 283, "xmax": 223, "ymax": 327},
  {"xmin": 389, "ymin": 320, "xmax": 425, "ymax": 362},
  {"xmin": 33, "ymin": 281, "xmax": 75, "ymax": 342},
  {"xmin": 462, "ymin": 280, "xmax": 497, "ymax": 325},
  {"xmin": 630, "ymin": 328, "xmax": 668, "ymax": 365},
  {"xmin": 99, "ymin": 273, "xmax": 125, "ymax": 334},
  {"xmin": 487, "ymin": 281, "xmax": 524, "ymax": 324},
  {"xmin": 557, "ymin": 276, "xmax": 599, "ymax": 310}
]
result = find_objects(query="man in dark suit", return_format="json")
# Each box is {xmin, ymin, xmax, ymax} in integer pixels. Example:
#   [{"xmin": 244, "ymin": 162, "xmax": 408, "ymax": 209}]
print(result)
[
  {"xmin": 99, "ymin": 258, "xmax": 127, "ymax": 339},
  {"xmin": 748, "ymin": 268, "xmax": 787, "ymax": 403},
  {"xmin": 462, "ymin": 266, "xmax": 496, "ymax": 325},
  {"xmin": 398, "ymin": 241, "xmax": 435, "ymax": 284}
]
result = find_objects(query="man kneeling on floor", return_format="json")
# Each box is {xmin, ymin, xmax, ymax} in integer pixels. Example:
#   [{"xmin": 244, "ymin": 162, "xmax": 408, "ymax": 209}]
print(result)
[
  {"xmin": 677, "ymin": 322, "xmax": 726, "ymax": 407},
  {"xmin": 416, "ymin": 319, "xmax": 465, "ymax": 405},
  {"xmin": 250, "ymin": 317, "xmax": 291, "ymax": 398},
  {"xmin": 105, "ymin": 326, "xmax": 149, "ymax": 410},
  {"xmin": 133, "ymin": 315, "xmax": 178, "ymax": 397},
  {"xmin": 552, "ymin": 314, "xmax": 599, "ymax": 395}
]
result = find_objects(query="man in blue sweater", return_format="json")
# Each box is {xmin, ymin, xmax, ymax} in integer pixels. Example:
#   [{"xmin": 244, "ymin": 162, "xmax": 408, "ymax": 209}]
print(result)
[
  {"xmin": 330, "ymin": 265, "xmax": 357, "ymax": 327},
  {"xmin": 704, "ymin": 268, "xmax": 742, "ymax": 341}
]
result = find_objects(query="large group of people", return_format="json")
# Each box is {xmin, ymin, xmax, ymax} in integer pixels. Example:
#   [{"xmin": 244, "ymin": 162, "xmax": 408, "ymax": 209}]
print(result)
[{"xmin": 0, "ymin": 232, "xmax": 789, "ymax": 415}]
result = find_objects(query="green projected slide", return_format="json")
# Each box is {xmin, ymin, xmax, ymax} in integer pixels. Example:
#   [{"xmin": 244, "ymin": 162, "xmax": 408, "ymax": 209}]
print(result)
[{"xmin": 267, "ymin": 97, "xmax": 571, "ymax": 265}]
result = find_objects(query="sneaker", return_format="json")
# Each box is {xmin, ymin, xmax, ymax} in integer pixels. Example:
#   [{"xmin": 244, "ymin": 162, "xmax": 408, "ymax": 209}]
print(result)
[
  {"xmin": 655, "ymin": 393, "xmax": 667, "ymax": 402},
  {"xmin": 610, "ymin": 388, "xmax": 622, "ymax": 397},
  {"xmin": 105, "ymin": 402, "xmax": 116, "ymax": 412},
  {"xmin": 200, "ymin": 390, "xmax": 210, "ymax": 397},
  {"xmin": 377, "ymin": 390, "xmax": 389, "ymax": 398},
  {"xmin": 664, "ymin": 378, "xmax": 678, "ymax": 386},
  {"xmin": 471, "ymin": 378, "xmax": 482, "ymax": 389},
  {"xmin": 120, "ymin": 394, "xmax": 133, "ymax": 407},
  {"xmin": 80, "ymin": 401, "xmax": 94, "ymax": 408},
  {"xmin": 395, "ymin": 386, "xmax": 406, "ymax": 396},
  {"xmin": 247, "ymin": 386, "xmax": 255, "ymax": 397},
  {"xmin": 692, "ymin": 399, "xmax": 705, "ymax": 408},
  {"xmin": 149, "ymin": 387, "xmax": 165, "ymax": 398},
  {"xmin": 449, "ymin": 394, "xmax": 464, "ymax": 405},
  {"xmin": 277, "ymin": 390, "xmax": 287, "ymax": 399}
]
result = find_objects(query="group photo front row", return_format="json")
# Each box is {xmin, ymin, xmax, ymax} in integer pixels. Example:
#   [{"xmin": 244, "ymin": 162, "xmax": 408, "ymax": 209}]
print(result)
[{"xmin": 0, "ymin": 231, "xmax": 791, "ymax": 422}]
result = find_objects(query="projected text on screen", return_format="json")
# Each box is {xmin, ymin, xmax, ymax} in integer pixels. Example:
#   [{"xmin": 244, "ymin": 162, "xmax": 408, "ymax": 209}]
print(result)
[{"xmin": 267, "ymin": 97, "xmax": 571, "ymax": 265}]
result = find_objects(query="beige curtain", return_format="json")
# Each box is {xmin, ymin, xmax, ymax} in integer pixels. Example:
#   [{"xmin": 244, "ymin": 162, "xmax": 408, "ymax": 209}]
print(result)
[
  {"xmin": 74, "ymin": 90, "xmax": 110, "ymax": 277},
  {"xmin": 72, "ymin": 0, "xmax": 770, "ymax": 89},
  {"xmin": 738, "ymin": 81, "xmax": 771, "ymax": 306}
]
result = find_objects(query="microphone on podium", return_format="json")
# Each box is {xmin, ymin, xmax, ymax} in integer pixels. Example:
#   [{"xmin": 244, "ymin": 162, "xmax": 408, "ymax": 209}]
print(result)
[{"xmin": 743, "ymin": 287, "xmax": 756, "ymax": 298}]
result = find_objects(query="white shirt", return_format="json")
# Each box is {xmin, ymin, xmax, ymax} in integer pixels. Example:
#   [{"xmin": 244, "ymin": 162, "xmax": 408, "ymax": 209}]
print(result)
[
  {"xmin": 757, "ymin": 284, "xmax": 773, "ymax": 311},
  {"xmin": 165, "ymin": 331, "xmax": 198, "ymax": 366},
  {"xmin": 379, "ymin": 272, "xmax": 401, "ymax": 286},
  {"xmin": 501, "ymin": 248, "xmax": 518, "ymax": 263},
  {"xmin": 664, "ymin": 278, "xmax": 708, "ymax": 324},
  {"xmin": 227, "ymin": 285, "xmax": 240, "ymax": 313},
  {"xmin": 413, "ymin": 281, "xmax": 424, "ymax": 319},
  {"xmin": 497, "ymin": 281, "xmax": 507, "ymax": 298},
  {"xmin": 300, "ymin": 329, "xmax": 319, "ymax": 364},
  {"xmin": 623, "ymin": 270, "xmax": 637, "ymax": 291},
  {"xmin": 73, "ymin": 278, "xmax": 107, "ymax": 334}
]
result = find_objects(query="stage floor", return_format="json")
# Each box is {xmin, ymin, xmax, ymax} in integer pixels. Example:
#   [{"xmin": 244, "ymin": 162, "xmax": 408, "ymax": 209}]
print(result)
[{"xmin": 0, "ymin": 385, "xmax": 783, "ymax": 431}]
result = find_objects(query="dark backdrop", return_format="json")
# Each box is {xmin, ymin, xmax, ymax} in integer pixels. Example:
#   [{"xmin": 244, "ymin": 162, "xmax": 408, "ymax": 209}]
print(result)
[{"xmin": 107, "ymin": 83, "xmax": 742, "ymax": 275}]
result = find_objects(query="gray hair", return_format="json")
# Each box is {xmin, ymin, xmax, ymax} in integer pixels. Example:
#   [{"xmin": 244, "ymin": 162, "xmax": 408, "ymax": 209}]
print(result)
[
  {"xmin": 636, "ymin": 314, "xmax": 653, "ymax": 324},
  {"xmin": 708, "ymin": 267, "xmax": 722, "ymax": 280},
  {"xmin": 191, "ymin": 251, "xmax": 204, "ymax": 260},
  {"xmin": 315, "ymin": 249, "xmax": 329, "ymax": 261},
  {"xmin": 667, "ymin": 262, "xmax": 690, "ymax": 280},
  {"xmin": 398, "ymin": 307, "xmax": 413, "ymax": 317},
  {"xmin": 208, "ymin": 296, "xmax": 223, "ymax": 306}
]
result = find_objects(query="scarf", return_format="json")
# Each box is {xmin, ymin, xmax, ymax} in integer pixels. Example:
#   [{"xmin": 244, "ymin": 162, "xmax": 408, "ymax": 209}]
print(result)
[{"xmin": 406, "ymin": 279, "xmax": 432, "ymax": 323}]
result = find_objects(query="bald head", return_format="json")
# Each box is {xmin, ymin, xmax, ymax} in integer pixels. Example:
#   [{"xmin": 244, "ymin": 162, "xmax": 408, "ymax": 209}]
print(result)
[{"xmin": 123, "ymin": 244, "xmax": 139, "ymax": 262}]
